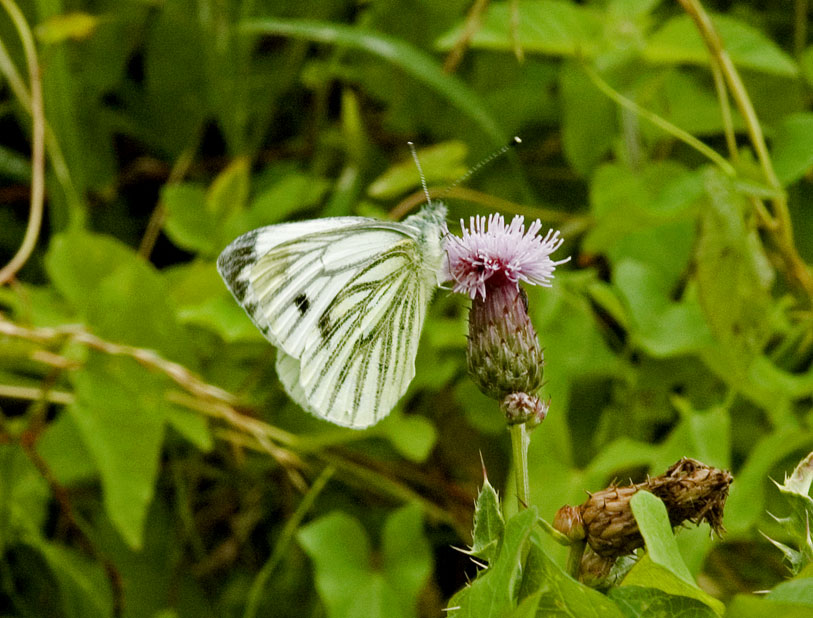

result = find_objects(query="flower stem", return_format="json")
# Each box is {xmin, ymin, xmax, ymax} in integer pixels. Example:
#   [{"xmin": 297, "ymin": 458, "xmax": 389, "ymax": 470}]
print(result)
[
  {"xmin": 566, "ymin": 540, "xmax": 586, "ymax": 580},
  {"xmin": 510, "ymin": 423, "xmax": 530, "ymax": 509}
]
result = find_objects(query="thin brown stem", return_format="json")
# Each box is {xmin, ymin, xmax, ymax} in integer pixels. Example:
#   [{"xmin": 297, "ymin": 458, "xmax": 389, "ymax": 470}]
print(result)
[
  {"xmin": 0, "ymin": 0, "xmax": 45, "ymax": 285},
  {"xmin": 443, "ymin": 0, "xmax": 490, "ymax": 73}
]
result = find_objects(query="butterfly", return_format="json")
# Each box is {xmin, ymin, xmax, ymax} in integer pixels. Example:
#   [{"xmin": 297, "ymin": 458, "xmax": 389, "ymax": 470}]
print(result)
[{"xmin": 217, "ymin": 203, "xmax": 447, "ymax": 429}]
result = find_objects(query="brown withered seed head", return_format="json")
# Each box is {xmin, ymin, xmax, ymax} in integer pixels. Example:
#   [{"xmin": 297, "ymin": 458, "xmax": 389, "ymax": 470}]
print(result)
[{"xmin": 561, "ymin": 458, "xmax": 732, "ymax": 565}]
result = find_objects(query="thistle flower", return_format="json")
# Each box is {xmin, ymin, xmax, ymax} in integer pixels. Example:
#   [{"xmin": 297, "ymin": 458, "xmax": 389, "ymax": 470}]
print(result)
[{"xmin": 443, "ymin": 214, "xmax": 569, "ymax": 421}]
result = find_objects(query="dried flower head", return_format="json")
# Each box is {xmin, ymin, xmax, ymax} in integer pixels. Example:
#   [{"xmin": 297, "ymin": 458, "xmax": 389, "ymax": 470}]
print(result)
[{"xmin": 554, "ymin": 457, "xmax": 733, "ymax": 585}]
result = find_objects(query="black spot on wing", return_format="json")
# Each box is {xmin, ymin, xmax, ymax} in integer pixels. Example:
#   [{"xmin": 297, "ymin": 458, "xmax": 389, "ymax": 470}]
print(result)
[{"xmin": 294, "ymin": 293, "xmax": 310, "ymax": 315}]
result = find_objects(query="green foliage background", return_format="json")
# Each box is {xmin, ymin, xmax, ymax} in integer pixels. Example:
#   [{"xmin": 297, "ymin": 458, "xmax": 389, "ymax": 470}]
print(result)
[{"xmin": 2, "ymin": 0, "xmax": 813, "ymax": 616}]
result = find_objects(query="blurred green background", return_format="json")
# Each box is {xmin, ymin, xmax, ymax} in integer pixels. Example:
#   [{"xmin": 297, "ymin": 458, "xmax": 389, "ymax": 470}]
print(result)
[{"xmin": 2, "ymin": 0, "xmax": 813, "ymax": 616}]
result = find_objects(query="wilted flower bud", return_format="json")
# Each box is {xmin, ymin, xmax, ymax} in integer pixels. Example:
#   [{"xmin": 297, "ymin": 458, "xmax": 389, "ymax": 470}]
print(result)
[
  {"xmin": 502, "ymin": 392, "xmax": 549, "ymax": 426},
  {"xmin": 558, "ymin": 458, "xmax": 732, "ymax": 583}
]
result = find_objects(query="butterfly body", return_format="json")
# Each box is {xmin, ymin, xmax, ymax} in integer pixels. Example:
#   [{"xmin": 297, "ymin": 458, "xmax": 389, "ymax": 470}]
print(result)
[{"xmin": 217, "ymin": 203, "xmax": 447, "ymax": 428}]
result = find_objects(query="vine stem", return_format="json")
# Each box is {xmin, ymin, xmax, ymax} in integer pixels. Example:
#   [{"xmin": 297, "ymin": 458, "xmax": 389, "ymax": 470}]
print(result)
[{"xmin": 510, "ymin": 423, "xmax": 531, "ymax": 509}]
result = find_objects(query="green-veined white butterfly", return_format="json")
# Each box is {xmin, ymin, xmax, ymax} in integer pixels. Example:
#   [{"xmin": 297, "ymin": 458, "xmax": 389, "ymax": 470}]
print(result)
[{"xmin": 217, "ymin": 203, "xmax": 447, "ymax": 429}]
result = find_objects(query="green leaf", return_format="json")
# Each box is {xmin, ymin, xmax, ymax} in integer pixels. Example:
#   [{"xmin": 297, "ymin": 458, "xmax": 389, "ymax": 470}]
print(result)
[
  {"xmin": 0, "ymin": 445, "xmax": 50, "ymax": 543},
  {"xmin": 643, "ymin": 14, "xmax": 798, "ymax": 77},
  {"xmin": 241, "ymin": 19, "xmax": 506, "ymax": 145},
  {"xmin": 609, "ymin": 585, "xmax": 718, "ymax": 617},
  {"xmin": 32, "ymin": 541, "xmax": 114, "ymax": 618},
  {"xmin": 622, "ymin": 555, "xmax": 725, "ymax": 615},
  {"xmin": 468, "ymin": 475, "xmax": 505, "ymax": 564},
  {"xmin": 298, "ymin": 506, "xmax": 431, "ymax": 618},
  {"xmin": 560, "ymin": 64, "xmax": 616, "ymax": 176},
  {"xmin": 36, "ymin": 412, "xmax": 98, "ymax": 485},
  {"xmin": 725, "ymin": 594, "xmax": 813, "ymax": 618},
  {"xmin": 726, "ymin": 428, "xmax": 813, "ymax": 534},
  {"xmin": 518, "ymin": 531, "xmax": 625, "ymax": 617},
  {"xmin": 381, "ymin": 504, "xmax": 432, "ymax": 611},
  {"xmin": 68, "ymin": 354, "xmax": 167, "ymax": 549},
  {"xmin": 629, "ymin": 491, "xmax": 694, "ymax": 584},
  {"xmin": 379, "ymin": 413, "xmax": 437, "ymax": 463},
  {"xmin": 695, "ymin": 169, "xmax": 773, "ymax": 378},
  {"xmin": 767, "ymin": 578, "xmax": 813, "ymax": 606},
  {"xmin": 207, "ymin": 157, "xmax": 251, "ymax": 220},
  {"xmin": 86, "ymin": 257, "xmax": 195, "ymax": 368},
  {"xmin": 436, "ymin": 0, "xmax": 603, "ymax": 57},
  {"xmin": 771, "ymin": 113, "xmax": 813, "ymax": 186},
  {"xmin": 368, "ymin": 141, "xmax": 468, "ymax": 199},
  {"xmin": 449, "ymin": 507, "xmax": 538, "ymax": 618},
  {"xmin": 162, "ymin": 183, "xmax": 217, "ymax": 255},
  {"xmin": 247, "ymin": 171, "xmax": 331, "ymax": 227},
  {"xmin": 614, "ymin": 259, "xmax": 714, "ymax": 357},
  {"xmin": 44, "ymin": 230, "xmax": 141, "ymax": 315}
]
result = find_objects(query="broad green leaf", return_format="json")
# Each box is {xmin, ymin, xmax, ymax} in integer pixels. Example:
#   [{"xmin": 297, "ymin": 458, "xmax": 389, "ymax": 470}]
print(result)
[
  {"xmin": 86, "ymin": 258, "xmax": 195, "ymax": 368},
  {"xmin": 368, "ymin": 141, "xmax": 468, "ymax": 199},
  {"xmin": 436, "ymin": 0, "xmax": 603, "ymax": 57},
  {"xmin": 298, "ymin": 507, "xmax": 430, "ymax": 618},
  {"xmin": 207, "ymin": 157, "xmax": 250, "ymax": 220},
  {"xmin": 0, "ymin": 445, "xmax": 50, "ymax": 543},
  {"xmin": 68, "ymin": 354, "xmax": 167, "ymax": 549},
  {"xmin": 622, "ymin": 555, "xmax": 725, "ymax": 615},
  {"xmin": 166, "ymin": 404, "xmax": 213, "ymax": 452},
  {"xmin": 696, "ymin": 169, "xmax": 773, "ymax": 378},
  {"xmin": 518, "ymin": 531, "xmax": 625, "ymax": 617},
  {"xmin": 32, "ymin": 541, "xmax": 114, "ymax": 618},
  {"xmin": 655, "ymin": 403, "xmax": 731, "ymax": 473},
  {"xmin": 247, "ymin": 172, "xmax": 331, "ymax": 227},
  {"xmin": 381, "ymin": 504, "xmax": 432, "ymax": 612},
  {"xmin": 93, "ymin": 500, "xmax": 177, "ymax": 618},
  {"xmin": 587, "ymin": 163, "xmax": 701, "ymax": 288},
  {"xmin": 560, "ymin": 64, "xmax": 616, "ymax": 176},
  {"xmin": 609, "ymin": 585, "xmax": 717, "ymax": 617},
  {"xmin": 614, "ymin": 259, "xmax": 714, "ymax": 357},
  {"xmin": 767, "ymin": 578, "xmax": 813, "ymax": 606},
  {"xmin": 726, "ymin": 428, "xmax": 813, "ymax": 534},
  {"xmin": 449, "ymin": 507, "xmax": 538, "ymax": 618},
  {"xmin": 164, "ymin": 260, "xmax": 263, "ymax": 342},
  {"xmin": 44, "ymin": 230, "xmax": 140, "ymax": 315},
  {"xmin": 771, "ymin": 113, "xmax": 813, "ymax": 186},
  {"xmin": 162, "ymin": 183, "xmax": 218, "ymax": 255},
  {"xmin": 242, "ymin": 19, "xmax": 505, "ymax": 145},
  {"xmin": 725, "ymin": 594, "xmax": 813, "ymax": 618},
  {"xmin": 36, "ymin": 412, "xmax": 98, "ymax": 485},
  {"xmin": 643, "ymin": 14, "xmax": 798, "ymax": 77},
  {"xmin": 468, "ymin": 475, "xmax": 505, "ymax": 564},
  {"xmin": 379, "ymin": 413, "xmax": 437, "ymax": 463},
  {"xmin": 629, "ymin": 491, "xmax": 694, "ymax": 583},
  {"xmin": 35, "ymin": 12, "xmax": 99, "ymax": 43}
]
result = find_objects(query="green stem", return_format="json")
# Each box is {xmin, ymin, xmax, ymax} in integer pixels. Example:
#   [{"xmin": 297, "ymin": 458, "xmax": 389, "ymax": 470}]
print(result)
[
  {"xmin": 510, "ymin": 423, "xmax": 530, "ymax": 509},
  {"xmin": 566, "ymin": 540, "xmax": 586, "ymax": 580}
]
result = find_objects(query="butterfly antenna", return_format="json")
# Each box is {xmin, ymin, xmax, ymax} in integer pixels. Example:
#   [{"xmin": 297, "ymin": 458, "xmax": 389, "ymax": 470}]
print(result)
[
  {"xmin": 408, "ymin": 141, "xmax": 433, "ymax": 207},
  {"xmin": 437, "ymin": 136, "xmax": 522, "ymax": 201}
]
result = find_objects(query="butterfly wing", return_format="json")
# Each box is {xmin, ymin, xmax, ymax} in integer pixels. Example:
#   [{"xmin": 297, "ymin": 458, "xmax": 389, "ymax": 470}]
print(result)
[{"xmin": 218, "ymin": 214, "xmax": 443, "ymax": 428}]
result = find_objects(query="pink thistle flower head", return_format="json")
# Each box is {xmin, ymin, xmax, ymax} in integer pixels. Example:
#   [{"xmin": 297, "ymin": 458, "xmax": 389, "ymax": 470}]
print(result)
[{"xmin": 443, "ymin": 214, "xmax": 570, "ymax": 299}]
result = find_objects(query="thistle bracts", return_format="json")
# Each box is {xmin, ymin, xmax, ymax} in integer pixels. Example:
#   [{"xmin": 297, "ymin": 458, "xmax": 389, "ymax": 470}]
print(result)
[{"xmin": 467, "ymin": 285, "xmax": 545, "ymax": 402}]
